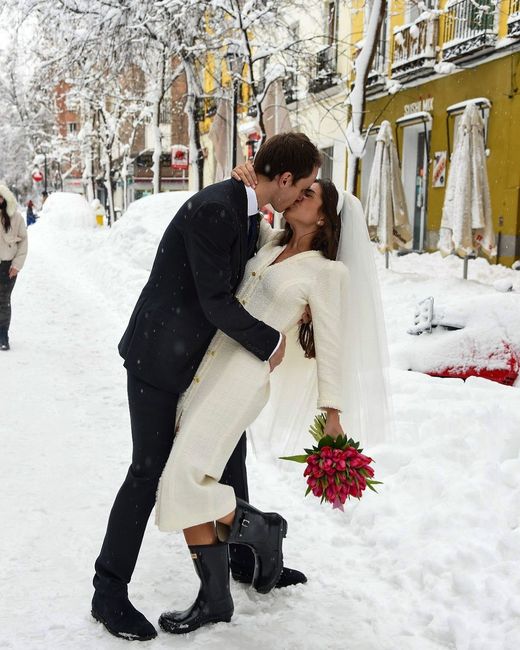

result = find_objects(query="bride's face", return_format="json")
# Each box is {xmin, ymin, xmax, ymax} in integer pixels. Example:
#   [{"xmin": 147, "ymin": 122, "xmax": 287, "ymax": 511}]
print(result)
[{"xmin": 283, "ymin": 182, "xmax": 323, "ymax": 228}]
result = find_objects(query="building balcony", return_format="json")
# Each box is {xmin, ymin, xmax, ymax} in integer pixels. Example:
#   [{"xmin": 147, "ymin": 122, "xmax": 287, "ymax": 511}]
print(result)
[
  {"xmin": 366, "ymin": 48, "xmax": 387, "ymax": 95},
  {"xmin": 392, "ymin": 16, "xmax": 439, "ymax": 81},
  {"xmin": 507, "ymin": 0, "xmax": 520, "ymax": 38},
  {"xmin": 308, "ymin": 45, "xmax": 339, "ymax": 94},
  {"xmin": 442, "ymin": 0, "xmax": 497, "ymax": 62},
  {"xmin": 283, "ymin": 72, "xmax": 298, "ymax": 104}
]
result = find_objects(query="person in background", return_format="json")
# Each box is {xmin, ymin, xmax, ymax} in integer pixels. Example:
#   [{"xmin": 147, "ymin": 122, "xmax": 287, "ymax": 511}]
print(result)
[
  {"xmin": 0, "ymin": 184, "xmax": 28, "ymax": 351},
  {"xmin": 26, "ymin": 200, "xmax": 37, "ymax": 226}
]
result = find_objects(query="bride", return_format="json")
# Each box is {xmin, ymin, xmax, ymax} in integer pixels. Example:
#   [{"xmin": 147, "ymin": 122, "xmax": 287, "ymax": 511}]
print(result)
[{"xmin": 155, "ymin": 169, "xmax": 389, "ymax": 635}]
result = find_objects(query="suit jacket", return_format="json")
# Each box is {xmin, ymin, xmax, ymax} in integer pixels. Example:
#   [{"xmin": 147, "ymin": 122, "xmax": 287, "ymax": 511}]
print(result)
[{"xmin": 118, "ymin": 179, "xmax": 279, "ymax": 394}]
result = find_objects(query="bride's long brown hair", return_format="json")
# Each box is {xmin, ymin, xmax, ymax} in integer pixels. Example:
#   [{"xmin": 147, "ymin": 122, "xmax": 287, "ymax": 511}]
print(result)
[
  {"xmin": 0, "ymin": 198, "xmax": 11, "ymax": 233},
  {"xmin": 277, "ymin": 179, "xmax": 341, "ymax": 359}
]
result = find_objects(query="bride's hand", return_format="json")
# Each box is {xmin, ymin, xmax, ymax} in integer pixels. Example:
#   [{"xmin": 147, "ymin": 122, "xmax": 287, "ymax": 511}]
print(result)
[
  {"xmin": 324, "ymin": 408, "xmax": 344, "ymax": 440},
  {"xmin": 231, "ymin": 161, "xmax": 258, "ymax": 187}
]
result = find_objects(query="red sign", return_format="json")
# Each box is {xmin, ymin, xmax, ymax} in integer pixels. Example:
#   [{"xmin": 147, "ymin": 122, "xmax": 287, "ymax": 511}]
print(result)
[
  {"xmin": 32, "ymin": 170, "xmax": 44, "ymax": 182},
  {"xmin": 171, "ymin": 145, "xmax": 189, "ymax": 170}
]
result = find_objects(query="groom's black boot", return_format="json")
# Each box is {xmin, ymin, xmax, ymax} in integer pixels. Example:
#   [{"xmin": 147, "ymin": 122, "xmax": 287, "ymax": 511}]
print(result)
[
  {"xmin": 217, "ymin": 498, "xmax": 287, "ymax": 594},
  {"xmin": 230, "ymin": 544, "xmax": 308, "ymax": 588},
  {"xmin": 91, "ymin": 587, "xmax": 157, "ymax": 641},
  {"xmin": 159, "ymin": 543, "xmax": 234, "ymax": 635}
]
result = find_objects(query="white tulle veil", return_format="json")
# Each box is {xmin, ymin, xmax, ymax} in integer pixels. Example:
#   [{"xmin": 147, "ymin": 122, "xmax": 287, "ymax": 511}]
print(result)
[{"xmin": 249, "ymin": 192, "xmax": 392, "ymax": 459}]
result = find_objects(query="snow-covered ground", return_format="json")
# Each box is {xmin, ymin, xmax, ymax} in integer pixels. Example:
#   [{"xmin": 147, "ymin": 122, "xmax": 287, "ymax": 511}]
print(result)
[{"xmin": 2, "ymin": 194, "xmax": 520, "ymax": 650}]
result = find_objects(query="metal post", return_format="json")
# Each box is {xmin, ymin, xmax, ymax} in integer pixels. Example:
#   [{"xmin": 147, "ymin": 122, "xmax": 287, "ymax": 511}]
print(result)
[
  {"xmin": 232, "ymin": 74, "xmax": 238, "ymax": 170},
  {"xmin": 463, "ymin": 256, "xmax": 468, "ymax": 279},
  {"xmin": 44, "ymin": 151, "xmax": 48, "ymax": 193},
  {"xmin": 385, "ymin": 250, "xmax": 390, "ymax": 269}
]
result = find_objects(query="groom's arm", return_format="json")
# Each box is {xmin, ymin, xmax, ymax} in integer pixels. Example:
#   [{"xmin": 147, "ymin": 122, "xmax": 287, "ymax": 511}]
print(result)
[{"xmin": 183, "ymin": 201, "xmax": 281, "ymax": 363}]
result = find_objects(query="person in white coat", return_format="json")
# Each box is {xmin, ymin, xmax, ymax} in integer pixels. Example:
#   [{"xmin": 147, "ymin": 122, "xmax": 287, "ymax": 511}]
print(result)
[
  {"xmin": 0, "ymin": 184, "xmax": 28, "ymax": 350},
  {"xmin": 156, "ymin": 175, "xmax": 351, "ymax": 635}
]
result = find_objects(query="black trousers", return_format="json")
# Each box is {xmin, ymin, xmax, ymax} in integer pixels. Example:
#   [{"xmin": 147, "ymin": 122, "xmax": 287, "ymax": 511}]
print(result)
[
  {"xmin": 0, "ymin": 261, "xmax": 16, "ymax": 330},
  {"xmin": 94, "ymin": 371, "xmax": 253, "ymax": 594}
]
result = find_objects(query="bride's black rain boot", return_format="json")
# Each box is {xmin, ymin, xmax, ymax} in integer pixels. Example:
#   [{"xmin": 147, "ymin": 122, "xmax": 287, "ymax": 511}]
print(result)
[
  {"xmin": 217, "ymin": 498, "xmax": 287, "ymax": 594},
  {"xmin": 0, "ymin": 326, "xmax": 9, "ymax": 351},
  {"xmin": 159, "ymin": 543, "xmax": 234, "ymax": 635}
]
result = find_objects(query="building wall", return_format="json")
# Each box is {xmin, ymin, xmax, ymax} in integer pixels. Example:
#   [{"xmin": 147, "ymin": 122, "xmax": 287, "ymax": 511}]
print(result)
[{"xmin": 363, "ymin": 49, "xmax": 520, "ymax": 265}]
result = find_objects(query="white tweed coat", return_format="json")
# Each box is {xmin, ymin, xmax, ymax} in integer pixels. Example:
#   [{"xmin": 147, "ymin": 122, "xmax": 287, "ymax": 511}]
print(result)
[
  {"xmin": 155, "ymin": 237, "xmax": 348, "ymax": 531},
  {"xmin": 0, "ymin": 184, "xmax": 28, "ymax": 270}
]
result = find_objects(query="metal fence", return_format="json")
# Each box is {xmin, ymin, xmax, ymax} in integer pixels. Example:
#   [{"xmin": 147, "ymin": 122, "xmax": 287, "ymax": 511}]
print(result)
[{"xmin": 443, "ymin": 0, "xmax": 496, "ymax": 44}]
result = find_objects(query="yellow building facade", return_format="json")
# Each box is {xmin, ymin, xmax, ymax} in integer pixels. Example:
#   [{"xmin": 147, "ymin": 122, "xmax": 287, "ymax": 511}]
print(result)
[
  {"xmin": 358, "ymin": 0, "xmax": 520, "ymax": 265},
  {"xmin": 193, "ymin": 1, "xmax": 520, "ymax": 264}
]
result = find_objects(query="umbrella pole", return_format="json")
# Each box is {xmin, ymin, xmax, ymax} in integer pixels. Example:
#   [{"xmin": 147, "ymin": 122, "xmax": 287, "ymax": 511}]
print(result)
[
  {"xmin": 385, "ymin": 250, "xmax": 390, "ymax": 269},
  {"xmin": 463, "ymin": 256, "xmax": 469, "ymax": 279}
]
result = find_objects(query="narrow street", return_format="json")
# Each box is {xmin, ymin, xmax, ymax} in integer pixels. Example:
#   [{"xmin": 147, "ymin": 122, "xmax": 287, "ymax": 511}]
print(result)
[{"xmin": 2, "ymin": 220, "xmax": 520, "ymax": 649}]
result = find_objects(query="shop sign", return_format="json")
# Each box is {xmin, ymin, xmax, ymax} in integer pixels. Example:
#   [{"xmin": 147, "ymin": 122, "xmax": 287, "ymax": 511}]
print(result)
[
  {"xmin": 404, "ymin": 97, "xmax": 434, "ymax": 115},
  {"xmin": 432, "ymin": 151, "xmax": 447, "ymax": 188},
  {"xmin": 171, "ymin": 145, "xmax": 189, "ymax": 170}
]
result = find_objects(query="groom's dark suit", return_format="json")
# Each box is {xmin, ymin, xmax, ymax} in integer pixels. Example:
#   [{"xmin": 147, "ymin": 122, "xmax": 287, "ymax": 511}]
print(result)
[{"xmin": 94, "ymin": 179, "xmax": 279, "ymax": 596}]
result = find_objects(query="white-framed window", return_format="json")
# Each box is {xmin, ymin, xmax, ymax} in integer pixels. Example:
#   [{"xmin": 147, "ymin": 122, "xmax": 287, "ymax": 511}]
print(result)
[
  {"xmin": 327, "ymin": 0, "xmax": 339, "ymax": 45},
  {"xmin": 67, "ymin": 122, "xmax": 78, "ymax": 134},
  {"xmin": 447, "ymin": 98, "xmax": 491, "ymax": 156},
  {"xmin": 405, "ymin": 0, "xmax": 437, "ymax": 24}
]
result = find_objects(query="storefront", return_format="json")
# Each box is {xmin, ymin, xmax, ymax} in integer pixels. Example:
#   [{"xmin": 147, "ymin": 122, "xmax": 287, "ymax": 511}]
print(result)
[{"xmin": 361, "ymin": 53, "xmax": 520, "ymax": 265}]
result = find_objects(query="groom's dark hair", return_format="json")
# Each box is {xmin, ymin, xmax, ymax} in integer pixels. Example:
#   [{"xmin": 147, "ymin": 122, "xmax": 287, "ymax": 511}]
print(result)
[{"xmin": 253, "ymin": 132, "xmax": 322, "ymax": 183}]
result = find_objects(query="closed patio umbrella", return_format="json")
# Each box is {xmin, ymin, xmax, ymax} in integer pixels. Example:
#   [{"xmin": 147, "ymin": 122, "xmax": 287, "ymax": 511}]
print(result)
[
  {"xmin": 364, "ymin": 120, "xmax": 412, "ymax": 267},
  {"xmin": 438, "ymin": 102, "xmax": 496, "ymax": 278},
  {"xmin": 262, "ymin": 79, "xmax": 292, "ymax": 139},
  {"xmin": 209, "ymin": 98, "xmax": 232, "ymax": 183}
]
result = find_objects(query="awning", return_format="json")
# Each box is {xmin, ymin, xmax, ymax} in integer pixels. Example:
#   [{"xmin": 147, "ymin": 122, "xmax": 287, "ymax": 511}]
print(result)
[
  {"xmin": 395, "ymin": 111, "xmax": 433, "ymax": 127},
  {"xmin": 395, "ymin": 112, "xmax": 432, "ymax": 161},
  {"xmin": 446, "ymin": 97, "xmax": 491, "ymax": 115}
]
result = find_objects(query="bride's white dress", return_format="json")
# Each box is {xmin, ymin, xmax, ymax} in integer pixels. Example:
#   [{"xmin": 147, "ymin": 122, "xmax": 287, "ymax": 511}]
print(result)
[{"xmin": 155, "ymin": 238, "xmax": 348, "ymax": 531}]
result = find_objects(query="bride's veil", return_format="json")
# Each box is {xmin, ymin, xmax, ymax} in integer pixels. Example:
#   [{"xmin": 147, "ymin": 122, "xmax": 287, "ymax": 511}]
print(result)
[{"xmin": 249, "ymin": 192, "xmax": 392, "ymax": 459}]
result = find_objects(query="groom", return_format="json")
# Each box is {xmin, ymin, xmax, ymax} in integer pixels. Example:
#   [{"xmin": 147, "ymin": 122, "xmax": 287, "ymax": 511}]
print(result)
[{"xmin": 92, "ymin": 132, "xmax": 322, "ymax": 641}]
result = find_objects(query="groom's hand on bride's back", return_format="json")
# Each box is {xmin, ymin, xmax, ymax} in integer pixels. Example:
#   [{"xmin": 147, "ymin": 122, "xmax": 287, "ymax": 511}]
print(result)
[{"xmin": 269, "ymin": 333, "xmax": 286, "ymax": 372}]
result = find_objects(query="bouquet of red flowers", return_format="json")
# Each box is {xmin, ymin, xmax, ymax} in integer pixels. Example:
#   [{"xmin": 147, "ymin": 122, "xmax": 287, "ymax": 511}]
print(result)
[{"xmin": 280, "ymin": 414, "xmax": 381, "ymax": 511}]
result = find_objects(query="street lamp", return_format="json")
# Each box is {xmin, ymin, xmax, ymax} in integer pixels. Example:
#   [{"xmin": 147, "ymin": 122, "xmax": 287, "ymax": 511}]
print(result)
[
  {"xmin": 39, "ymin": 143, "xmax": 50, "ymax": 194},
  {"xmin": 225, "ymin": 46, "xmax": 241, "ymax": 170}
]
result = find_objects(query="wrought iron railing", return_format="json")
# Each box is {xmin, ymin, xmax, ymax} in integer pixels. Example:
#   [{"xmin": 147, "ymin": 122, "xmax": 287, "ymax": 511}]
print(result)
[
  {"xmin": 392, "ymin": 16, "xmax": 438, "ymax": 78},
  {"xmin": 443, "ymin": 0, "xmax": 497, "ymax": 59},
  {"xmin": 283, "ymin": 72, "xmax": 298, "ymax": 104},
  {"xmin": 308, "ymin": 45, "xmax": 338, "ymax": 94},
  {"xmin": 508, "ymin": 0, "xmax": 520, "ymax": 37}
]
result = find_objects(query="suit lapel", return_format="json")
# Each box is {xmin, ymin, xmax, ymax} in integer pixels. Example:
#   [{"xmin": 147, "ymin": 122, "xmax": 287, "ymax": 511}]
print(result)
[{"xmin": 229, "ymin": 179, "xmax": 249, "ymax": 285}]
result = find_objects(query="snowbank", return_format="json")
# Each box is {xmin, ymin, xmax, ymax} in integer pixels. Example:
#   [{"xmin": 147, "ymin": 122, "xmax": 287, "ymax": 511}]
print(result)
[
  {"xmin": 85, "ymin": 191, "xmax": 193, "ymax": 318},
  {"xmin": 40, "ymin": 192, "xmax": 96, "ymax": 230},
  {"xmin": 3, "ymin": 192, "xmax": 520, "ymax": 649}
]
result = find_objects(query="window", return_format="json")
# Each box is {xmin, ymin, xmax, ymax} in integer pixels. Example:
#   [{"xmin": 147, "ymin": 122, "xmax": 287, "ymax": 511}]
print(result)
[
  {"xmin": 327, "ymin": 1, "xmax": 338, "ymax": 45},
  {"xmin": 159, "ymin": 98, "xmax": 172, "ymax": 124},
  {"xmin": 405, "ymin": 0, "xmax": 437, "ymax": 23},
  {"xmin": 447, "ymin": 98, "xmax": 491, "ymax": 156},
  {"xmin": 67, "ymin": 122, "xmax": 78, "ymax": 133},
  {"xmin": 319, "ymin": 146, "xmax": 334, "ymax": 180}
]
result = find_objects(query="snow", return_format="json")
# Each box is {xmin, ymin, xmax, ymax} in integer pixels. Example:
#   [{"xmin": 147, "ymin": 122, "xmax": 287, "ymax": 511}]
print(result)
[
  {"xmin": 433, "ymin": 61, "xmax": 458, "ymax": 75},
  {"xmin": 39, "ymin": 192, "xmax": 96, "ymax": 230},
  {"xmin": 446, "ymin": 98, "xmax": 492, "ymax": 114},
  {"xmin": 2, "ymin": 193, "xmax": 520, "ymax": 649},
  {"xmin": 396, "ymin": 111, "xmax": 433, "ymax": 126}
]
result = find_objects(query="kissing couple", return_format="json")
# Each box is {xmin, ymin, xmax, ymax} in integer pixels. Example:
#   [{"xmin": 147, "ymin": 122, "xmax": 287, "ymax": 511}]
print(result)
[{"xmin": 92, "ymin": 132, "xmax": 388, "ymax": 640}]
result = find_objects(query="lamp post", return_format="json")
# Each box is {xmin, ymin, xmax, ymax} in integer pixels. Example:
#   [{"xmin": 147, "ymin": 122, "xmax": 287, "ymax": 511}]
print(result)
[
  {"xmin": 39, "ymin": 143, "xmax": 49, "ymax": 194},
  {"xmin": 225, "ymin": 47, "xmax": 241, "ymax": 171},
  {"xmin": 44, "ymin": 151, "xmax": 48, "ymax": 193}
]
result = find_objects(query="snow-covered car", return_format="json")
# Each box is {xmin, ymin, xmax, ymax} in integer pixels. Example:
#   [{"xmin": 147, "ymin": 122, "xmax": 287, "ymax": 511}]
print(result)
[
  {"xmin": 403, "ymin": 293, "xmax": 520, "ymax": 385},
  {"xmin": 40, "ymin": 191, "xmax": 96, "ymax": 229}
]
